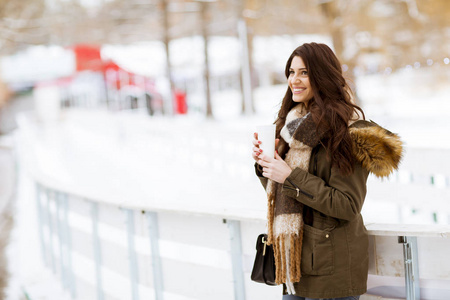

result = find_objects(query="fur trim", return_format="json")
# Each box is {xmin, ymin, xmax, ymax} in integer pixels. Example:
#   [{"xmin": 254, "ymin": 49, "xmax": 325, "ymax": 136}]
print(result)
[{"xmin": 350, "ymin": 120, "xmax": 403, "ymax": 178}]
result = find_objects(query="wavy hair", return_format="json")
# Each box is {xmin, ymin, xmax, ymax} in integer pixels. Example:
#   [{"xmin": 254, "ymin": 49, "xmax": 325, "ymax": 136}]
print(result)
[{"xmin": 275, "ymin": 42, "xmax": 365, "ymax": 176}]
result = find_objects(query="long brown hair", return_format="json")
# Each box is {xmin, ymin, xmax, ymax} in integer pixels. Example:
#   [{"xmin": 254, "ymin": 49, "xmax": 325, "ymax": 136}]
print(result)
[{"xmin": 275, "ymin": 42, "xmax": 365, "ymax": 176}]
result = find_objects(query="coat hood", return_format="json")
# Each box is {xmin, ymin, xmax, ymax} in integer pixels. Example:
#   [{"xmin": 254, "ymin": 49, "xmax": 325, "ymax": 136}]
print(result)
[{"xmin": 349, "ymin": 120, "xmax": 403, "ymax": 178}]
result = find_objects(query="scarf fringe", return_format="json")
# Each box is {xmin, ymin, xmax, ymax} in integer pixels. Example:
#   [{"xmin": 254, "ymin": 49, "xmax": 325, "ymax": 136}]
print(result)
[
  {"xmin": 266, "ymin": 179, "xmax": 276, "ymax": 245},
  {"xmin": 273, "ymin": 233, "xmax": 303, "ymax": 285}
]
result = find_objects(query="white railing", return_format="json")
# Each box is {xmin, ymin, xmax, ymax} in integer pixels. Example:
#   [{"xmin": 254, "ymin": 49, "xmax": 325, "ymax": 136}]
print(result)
[{"xmin": 14, "ymin": 109, "xmax": 450, "ymax": 300}]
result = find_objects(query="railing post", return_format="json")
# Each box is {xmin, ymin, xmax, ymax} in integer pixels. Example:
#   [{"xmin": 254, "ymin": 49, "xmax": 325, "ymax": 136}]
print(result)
[
  {"xmin": 125, "ymin": 209, "xmax": 139, "ymax": 300},
  {"xmin": 45, "ymin": 188, "xmax": 56, "ymax": 273},
  {"xmin": 398, "ymin": 236, "xmax": 420, "ymax": 300},
  {"xmin": 226, "ymin": 219, "xmax": 246, "ymax": 300},
  {"xmin": 91, "ymin": 202, "xmax": 104, "ymax": 300},
  {"xmin": 55, "ymin": 191, "xmax": 67, "ymax": 288},
  {"xmin": 146, "ymin": 211, "xmax": 164, "ymax": 300},
  {"xmin": 35, "ymin": 183, "xmax": 47, "ymax": 266},
  {"xmin": 62, "ymin": 193, "xmax": 76, "ymax": 298}
]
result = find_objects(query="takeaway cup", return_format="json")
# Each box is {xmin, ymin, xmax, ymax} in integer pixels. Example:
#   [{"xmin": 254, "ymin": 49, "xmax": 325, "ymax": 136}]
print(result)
[{"xmin": 256, "ymin": 125, "xmax": 276, "ymax": 158}]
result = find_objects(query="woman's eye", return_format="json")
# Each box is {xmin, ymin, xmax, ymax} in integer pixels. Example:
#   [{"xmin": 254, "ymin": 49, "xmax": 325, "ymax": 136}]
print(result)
[
  {"xmin": 289, "ymin": 70, "xmax": 294, "ymax": 75},
  {"xmin": 301, "ymin": 71, "xmax": 308, "ymax": 75}
]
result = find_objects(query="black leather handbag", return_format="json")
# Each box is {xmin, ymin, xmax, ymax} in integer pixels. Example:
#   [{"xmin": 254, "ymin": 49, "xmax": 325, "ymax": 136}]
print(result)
[{"xmin": 250, "ymin": 233, "xmax": 276, "ymax": 285}]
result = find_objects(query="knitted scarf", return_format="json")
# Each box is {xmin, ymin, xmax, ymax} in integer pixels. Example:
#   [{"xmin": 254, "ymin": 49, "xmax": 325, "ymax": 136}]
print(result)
[{"xmin": 266, "ymin": 103, "xmax": 323, "ymax": 293}]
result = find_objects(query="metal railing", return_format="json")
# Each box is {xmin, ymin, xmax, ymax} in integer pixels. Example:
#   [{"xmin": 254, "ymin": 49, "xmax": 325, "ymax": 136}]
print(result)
[{"xmin": 34, "ymin": 183, "xmax": 254, "ymax": 300}]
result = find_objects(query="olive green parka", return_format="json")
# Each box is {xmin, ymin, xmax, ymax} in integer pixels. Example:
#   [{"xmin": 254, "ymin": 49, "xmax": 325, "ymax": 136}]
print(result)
[{"xmin": 256, "ymin": 120, "xmax": 403, "ymax": 298}]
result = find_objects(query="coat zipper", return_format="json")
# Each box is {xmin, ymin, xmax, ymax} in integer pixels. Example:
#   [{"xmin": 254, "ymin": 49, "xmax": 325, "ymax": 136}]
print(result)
[{"xmin": 285, "ymin": 178, "xmax": 314, "ymax": 199}]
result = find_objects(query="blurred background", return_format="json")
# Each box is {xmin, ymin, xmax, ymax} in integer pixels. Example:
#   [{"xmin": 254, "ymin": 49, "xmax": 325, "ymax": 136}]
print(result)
[
  {"xmin": 0, "ymin": 0, "xmax": 449, "ymax": 125},
  {"xmin": 1, "ymin": 0, "xmax": 450, "ymax": 300}
]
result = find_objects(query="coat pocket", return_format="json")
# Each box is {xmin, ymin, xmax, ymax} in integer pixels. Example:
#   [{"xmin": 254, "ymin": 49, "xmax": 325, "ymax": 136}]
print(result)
[{"xmin": 301, "ymin": 224, "xmax": 334, "ymax": 276}]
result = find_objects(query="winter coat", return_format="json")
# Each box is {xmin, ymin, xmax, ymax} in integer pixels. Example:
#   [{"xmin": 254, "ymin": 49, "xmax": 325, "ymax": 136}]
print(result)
[{"xmin": 255, "ymin": 120, "xmax": 403, "ymax": 298}]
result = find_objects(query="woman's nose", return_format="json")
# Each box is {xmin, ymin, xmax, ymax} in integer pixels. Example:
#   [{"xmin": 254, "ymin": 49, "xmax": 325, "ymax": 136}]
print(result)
[{"xmin": 293, "ymin": 75, "xmax": 302, "ymax": 82}]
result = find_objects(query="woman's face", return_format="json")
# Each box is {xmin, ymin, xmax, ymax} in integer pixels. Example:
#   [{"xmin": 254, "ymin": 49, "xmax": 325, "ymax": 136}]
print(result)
[{"xmin": 288, "ymin": 56, "xmax": 313, "ymax": 105}]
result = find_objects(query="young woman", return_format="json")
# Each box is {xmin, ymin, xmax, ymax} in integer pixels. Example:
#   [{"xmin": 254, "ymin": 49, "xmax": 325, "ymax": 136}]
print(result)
[{"xmin": 252, "ymin": 43, "xmax": 403, "ymax": 300}]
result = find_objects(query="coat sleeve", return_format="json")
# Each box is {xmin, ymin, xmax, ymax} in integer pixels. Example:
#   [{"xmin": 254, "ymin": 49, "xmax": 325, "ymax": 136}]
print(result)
[
  {"xmin": 254, "ymin": 163, "xmax": 268, "ymax": 190},
  {"xmin": 282, "ymin": 163, "xmax": 369, "ymax": 221}
]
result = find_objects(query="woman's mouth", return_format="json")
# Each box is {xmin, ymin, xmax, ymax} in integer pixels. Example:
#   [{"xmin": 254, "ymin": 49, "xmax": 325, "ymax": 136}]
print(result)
[{"xmin": 293, "ymin": 87, "xmax": 305, "ymax": 94}]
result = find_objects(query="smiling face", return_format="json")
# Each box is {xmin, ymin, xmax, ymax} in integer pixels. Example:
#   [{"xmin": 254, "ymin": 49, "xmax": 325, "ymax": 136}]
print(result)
[{"xmin": 288, "ymin": 56, "xmax": 314, "ymax": 105}]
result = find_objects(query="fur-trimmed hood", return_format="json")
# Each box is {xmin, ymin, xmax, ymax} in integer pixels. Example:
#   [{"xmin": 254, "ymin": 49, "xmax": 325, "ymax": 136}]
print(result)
[{"xmin": 349, "ymin": 120, "xmax": 403, "ymax": 178}]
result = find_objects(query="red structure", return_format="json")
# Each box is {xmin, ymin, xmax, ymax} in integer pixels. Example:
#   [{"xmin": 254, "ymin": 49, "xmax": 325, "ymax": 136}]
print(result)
[
  {"xmin": 66, "ymin": 44, "xmax": 166, "ymax": 115},
  {"xmin": 72, "ymin": 44, "xmax": 103, "ymax": 72},
  {"xmin": 174, "ymin": 89, "xmax": 187, "ymax": 114},
  {"xmin": 70, "ymin": 44, "xmax": 157, "ymax": 99}
]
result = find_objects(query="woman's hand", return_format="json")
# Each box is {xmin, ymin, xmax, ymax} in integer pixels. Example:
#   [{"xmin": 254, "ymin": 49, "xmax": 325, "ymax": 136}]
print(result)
[
  {"xmin": 252, "ymin": 132, "xmax": 279, "ymax": 162},
  {"xmin": 258, "ymin": 151, "xmax": 292, "ymax": 184},
  {"xmin": 252, "ymin": 132, "xmax": 263, "ymax": 162}
]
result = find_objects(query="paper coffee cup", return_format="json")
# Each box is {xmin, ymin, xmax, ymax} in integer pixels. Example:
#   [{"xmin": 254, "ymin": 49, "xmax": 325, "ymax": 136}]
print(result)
[{"xmin": 256, "ymin": 125, "xmax": 276, "ymax": 158}]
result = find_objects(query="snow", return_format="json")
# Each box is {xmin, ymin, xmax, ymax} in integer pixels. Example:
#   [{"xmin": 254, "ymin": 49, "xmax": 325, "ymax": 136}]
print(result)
[
  {"xmin": 0, "ymin": 46, "xmax": 75, "ymax": 83},
  {"xmin": 357, "ymin": 66, "xmax": 450, "ymax": 149}
]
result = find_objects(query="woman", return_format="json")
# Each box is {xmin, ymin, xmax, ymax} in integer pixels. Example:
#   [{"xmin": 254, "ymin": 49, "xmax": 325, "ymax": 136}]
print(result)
[{"xmin": 252, "ymin": 43, "xmax": 403, "ymax": 300}]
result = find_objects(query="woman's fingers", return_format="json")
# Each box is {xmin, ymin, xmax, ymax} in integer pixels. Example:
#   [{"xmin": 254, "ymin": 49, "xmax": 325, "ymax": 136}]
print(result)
[
  {"xmin": 252, "ymin": 132, "xmax": 261, "ymax": 146},
  {"xmin": 252, "ymin": 137, "xmax": 262, "ymax": 146},
  {"xmin": 258, "ymin": 154, "xmax": 272, "ymax": 167},
  {"xmin": 259, "ymin": 153, "xmax": 274, "ymax": 163},
  {"xmin": 253, "ymin": 146, "xmax": 261, "ymax": 153},
  {"xmin": 252, "ymin": 131, "xmax": 262, "ymax": 161},
  {"xmin": 252, "ymin": 133, "xmax": 262, "ymax": 161},
  {"xmin": 252, "ymin": 152, "xmax": 260, "ymax": 161},
  {"xmin": 252, "ymin": 147, "xmax": 262, "ymax": 160},
  {"xmin": 274, "ymin": 151, "xmax": 282, "ymax": 160},
  {"xmin": 258, "ymin": 160, "xmax": 268, "ymax": 168}
]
